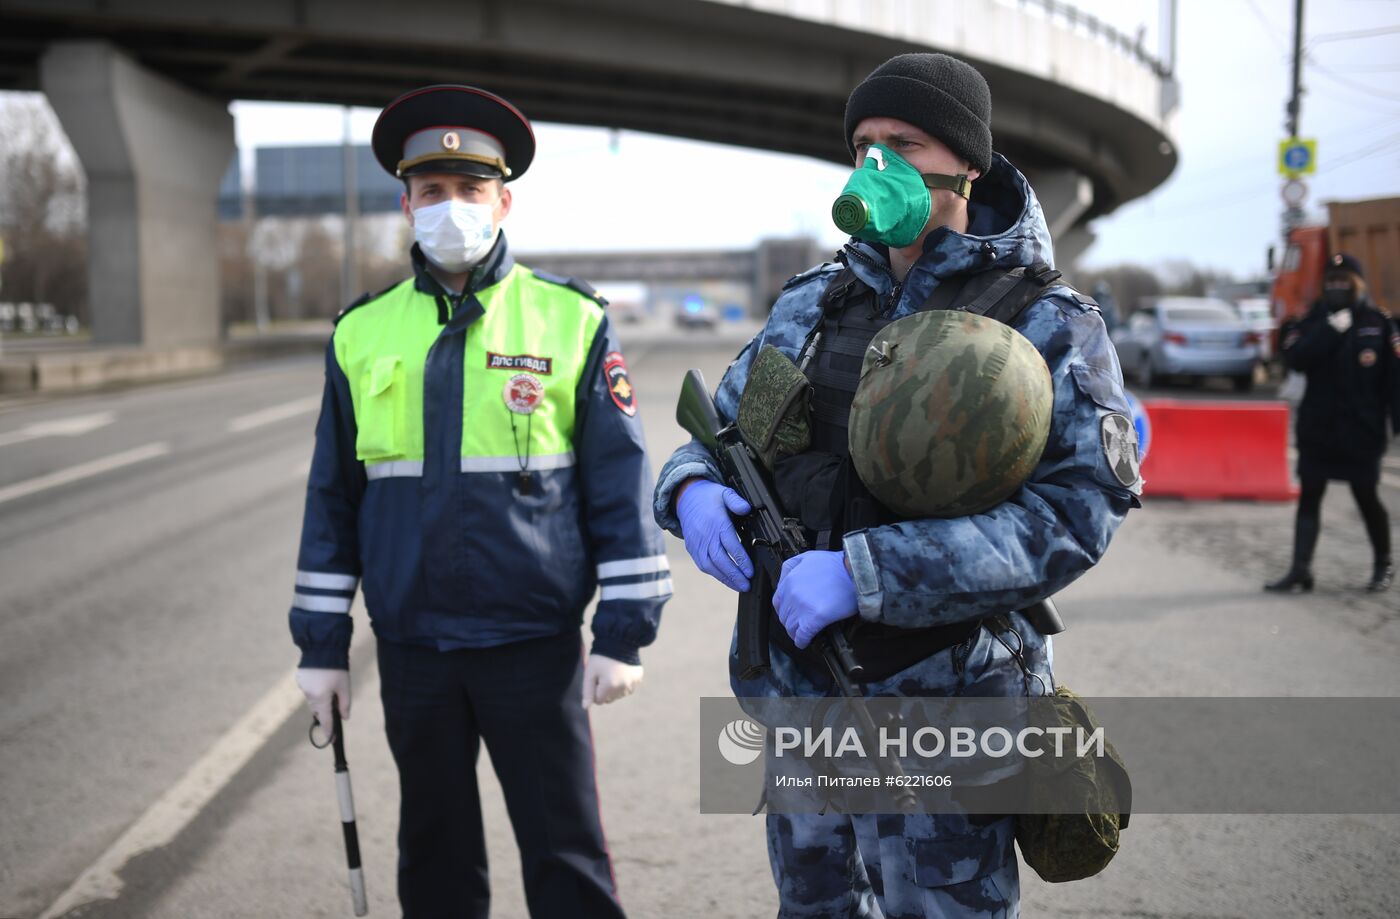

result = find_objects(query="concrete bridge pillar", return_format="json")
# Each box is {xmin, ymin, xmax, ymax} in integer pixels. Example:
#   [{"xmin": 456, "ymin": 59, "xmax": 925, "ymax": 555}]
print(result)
[
  {"xmin": 1027, "ymin": 168, "xmax": 1095, "ymax": 267},
  {"xmin": 41, "ymin": 41, "xmax": 233, "ymax": 347},
  {"xmin": 1052, "ymin": 226, "xmax": 1096, "ymax": 271}
]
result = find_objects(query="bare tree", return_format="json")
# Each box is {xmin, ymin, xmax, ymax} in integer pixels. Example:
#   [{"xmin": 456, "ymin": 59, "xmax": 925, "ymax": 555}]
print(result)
[
  {"xmin": 0, "ymin": 93, "xmax": 88, "ymax": 324},
  {"xmin": 218, "ymin": 220, "xmax": 254, "ymax": 326},
  {"xmin": 290, "ymin": 218, "xmax": 339, "ymax": 319},
  {"xmin": 222, "ymin": 211, "xmax": 417, "ymax": 327},
  {"xmin": 1157, "ymin": 259, "xmax": 1237, "ymax": 298},
  {"xmin": 1071, "ymin": 263, "xmax": 1163, "ymax": 316}
]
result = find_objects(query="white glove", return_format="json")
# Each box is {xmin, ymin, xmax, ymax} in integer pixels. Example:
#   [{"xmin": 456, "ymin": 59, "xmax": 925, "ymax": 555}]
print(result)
[
  {"xmin": 582, "ymin": 654, "xmax": 644, "ymax": 709},
  {"xmin": 296, "ymin": 667, "xmax": 351, "ymax": 740},
  {"xmin": 1327, "ymin": 308, "xmax": 1353, "ymax": 333}
]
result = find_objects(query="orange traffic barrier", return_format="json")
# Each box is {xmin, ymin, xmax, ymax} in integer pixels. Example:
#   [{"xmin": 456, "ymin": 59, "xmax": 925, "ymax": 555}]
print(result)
[{"xmin": 1139, "ymin": 399, "xmax": 1298, "ymax": 501}]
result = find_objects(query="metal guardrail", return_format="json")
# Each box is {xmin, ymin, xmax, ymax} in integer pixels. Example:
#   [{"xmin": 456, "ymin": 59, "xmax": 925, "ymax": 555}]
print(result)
[
  {"xmin": 1011, "ymin": 0, "xmax": 1173, "ymax": 79},
  {"xmin": 724, "ymin": 0, "xmax": 1174, "ymax": 83}
]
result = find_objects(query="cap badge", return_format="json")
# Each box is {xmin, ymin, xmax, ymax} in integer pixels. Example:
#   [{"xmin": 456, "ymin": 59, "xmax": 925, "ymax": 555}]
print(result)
[{"xmin": 442, "ymin": 131, "xmax": 461, "ymax": 151}]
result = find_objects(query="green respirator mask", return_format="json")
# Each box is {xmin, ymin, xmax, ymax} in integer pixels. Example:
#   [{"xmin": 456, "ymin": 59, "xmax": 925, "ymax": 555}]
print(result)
[{"xmin": 831, "ymin": 144, "xmax": 973, "ymax": 248}]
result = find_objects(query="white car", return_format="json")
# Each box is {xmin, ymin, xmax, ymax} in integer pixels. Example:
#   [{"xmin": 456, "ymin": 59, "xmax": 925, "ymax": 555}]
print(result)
[{"xmin": 1232, "ymin": 297, "xmax": 1276, "ymax": 362}]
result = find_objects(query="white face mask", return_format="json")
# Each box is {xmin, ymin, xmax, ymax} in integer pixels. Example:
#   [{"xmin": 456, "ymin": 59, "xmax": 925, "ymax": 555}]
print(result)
[{"xmin": 412, "ymin": 200, "xmax": 498, "ymax": 273}]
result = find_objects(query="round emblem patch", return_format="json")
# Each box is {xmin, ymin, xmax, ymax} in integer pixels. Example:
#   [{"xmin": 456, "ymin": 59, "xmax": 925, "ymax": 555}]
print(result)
[
  {"xmin": 442, "ymin": 130, "xmax": 461, "ymax": 151},
  {"xmin": 1359, "ymin": 348, "xmax": 1377, "ymax": 368},
  {"xmin": 504, "ymin": 373, "xmax": 544, "ymax": 414},
  {"xmin": 1100, "ymin": 412, "xmax": 1141, "ymax": 488}
]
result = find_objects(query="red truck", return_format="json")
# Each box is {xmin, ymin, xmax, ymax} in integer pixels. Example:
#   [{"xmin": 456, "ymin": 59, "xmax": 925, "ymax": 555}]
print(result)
[{"xmin": 1271, "ymin": 196, "xmax": 1400, "ymax": 343}]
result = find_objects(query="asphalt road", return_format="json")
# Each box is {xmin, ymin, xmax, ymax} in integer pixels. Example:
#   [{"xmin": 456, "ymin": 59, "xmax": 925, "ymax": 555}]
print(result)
[{"xmin": 1, "ymin": 334, "xmax": 1397, "ymax": 919}]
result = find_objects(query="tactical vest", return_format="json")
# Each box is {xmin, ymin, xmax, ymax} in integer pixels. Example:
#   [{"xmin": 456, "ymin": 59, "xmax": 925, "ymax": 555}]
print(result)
[{"xmin": 768, "ymin": 259, "xmax": 1070, "ymax": 682}]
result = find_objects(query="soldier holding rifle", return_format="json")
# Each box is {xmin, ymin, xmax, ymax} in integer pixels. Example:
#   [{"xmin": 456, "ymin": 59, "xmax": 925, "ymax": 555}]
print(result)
[{"xmin": 656, "ymin": 52, "xmax": 1140, "ymax": 917}]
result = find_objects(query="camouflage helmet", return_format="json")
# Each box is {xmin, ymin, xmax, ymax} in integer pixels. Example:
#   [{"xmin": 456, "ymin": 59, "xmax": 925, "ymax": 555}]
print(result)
[{"xmin": 848, "ymin": 310, "xmax": 1053, "ymax": 518}]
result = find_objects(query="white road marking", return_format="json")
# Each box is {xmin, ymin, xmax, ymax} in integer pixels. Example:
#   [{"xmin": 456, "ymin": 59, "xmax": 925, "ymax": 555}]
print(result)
[
  {"xmin": 227, "ymin": 396, "xmax": 320, "ymax": 434},
  {"xmin": 0, "ymin": 411, "xmax": 115, "ymax": 448},
  {"xmin": 38, "ymin": 628, "xmax": 372, "ymax": 918},
  {"xmin": 0, "ymin": 442, "xmax": 170, "ymax": 506}
]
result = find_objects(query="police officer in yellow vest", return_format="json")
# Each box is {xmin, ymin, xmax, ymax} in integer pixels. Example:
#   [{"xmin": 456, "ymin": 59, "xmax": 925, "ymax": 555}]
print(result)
[{"xmin": 289, "ymin": 85, "xmax": 671, "ymax": 919}]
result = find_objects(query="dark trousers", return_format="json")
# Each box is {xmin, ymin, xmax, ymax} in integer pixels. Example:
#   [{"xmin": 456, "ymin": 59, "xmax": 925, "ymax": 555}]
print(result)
[
  {"xmin": 1294, "ymin": 471, "xmax": 1391, "ymax": 565},
  {"xmin": 377, "ymin": 631, "xmax": 625, "ymax": 919}
]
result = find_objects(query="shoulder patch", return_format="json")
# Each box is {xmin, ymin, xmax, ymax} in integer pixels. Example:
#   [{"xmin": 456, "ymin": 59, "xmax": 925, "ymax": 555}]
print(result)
[
  {"xmin": 1100, "ymin": 412, "xmax": 1142, "ymax": 488},
  {"xmin": 334, "ymin": 282, "xmax": 397, "ymax": 325},
  {"xmin": 1045, "ymin": 283, "xmax": 1100, "ymax": 314},
  {"xmin": 1026, "ymin": 289, "xmax": 1099, "ymax": 328},
  {"xmin": 603, "ymin": 351, "xmax": 637, "ymax": 416},
  {"xmin": 782, "ymin": 261, "xmax": 840, "ymax": 291},
  {"xmin": 532, "ymin": 269, "xmax": 608, "ymax": 308}
]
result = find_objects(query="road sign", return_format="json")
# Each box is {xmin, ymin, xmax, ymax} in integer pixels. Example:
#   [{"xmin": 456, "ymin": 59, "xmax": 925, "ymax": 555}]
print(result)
[
  {"xmin": 1281, "ymin": 178, "xmax": 1308, "ymax": 207},
  {"xmin": 1281, "ymin": 205, "xmax": 1306, "ymax": 236},
  {"xmin": 1278, "ymin": 137, "xmax": 1316, "ymax": 177}
]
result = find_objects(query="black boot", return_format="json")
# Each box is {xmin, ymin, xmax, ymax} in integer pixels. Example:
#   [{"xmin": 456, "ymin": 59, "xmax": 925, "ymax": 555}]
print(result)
[
  {"xmin": 1367, "ymin": 559, "xmax": 1394, "ymax": 592},
  {"xmin": 1264, "ymin": 568, "xmax": 1314, "ymax": 592},
  {"xmin": 1265, "ymin": 514, "xmax": 1319, "ymax": 593},
  {"xmin": 1356, "ymin": 495, "xmax": 1391, "ymax": 592}
]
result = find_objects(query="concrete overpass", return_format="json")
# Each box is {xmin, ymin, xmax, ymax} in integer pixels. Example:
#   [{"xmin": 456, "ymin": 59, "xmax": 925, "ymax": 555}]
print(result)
[
  {"xmin": 521, "ymin": 237, "xmax": 828, "ymax": 314},
  {"xmin": 0, "ymin": 0, "xmax": 1179, "ymax": 347}
]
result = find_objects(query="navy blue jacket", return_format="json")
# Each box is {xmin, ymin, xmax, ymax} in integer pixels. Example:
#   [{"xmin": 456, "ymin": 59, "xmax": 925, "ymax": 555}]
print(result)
[{"xmin": 290, "ymin": 236, "xmax": 670, "ymax": 669}]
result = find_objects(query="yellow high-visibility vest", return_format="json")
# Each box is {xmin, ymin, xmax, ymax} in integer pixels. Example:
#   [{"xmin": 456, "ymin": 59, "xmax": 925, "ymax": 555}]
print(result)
[{"xmin": 333, "ymin": 263, "xmax": 604, "ymax": 476}]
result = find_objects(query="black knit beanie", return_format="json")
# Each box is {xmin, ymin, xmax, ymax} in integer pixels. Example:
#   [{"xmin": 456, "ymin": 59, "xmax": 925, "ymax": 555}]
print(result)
[{"xmin": 843, "ymin": 52, "xmax": 993, "ymax": 174}]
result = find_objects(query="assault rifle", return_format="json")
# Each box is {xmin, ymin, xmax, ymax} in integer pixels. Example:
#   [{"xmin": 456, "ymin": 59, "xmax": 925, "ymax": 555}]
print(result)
[
  {"xmin": 676, "ymin": 368, "xmax": 919, "ymax": 811},
  {"xmin": 676, "ymin": 368, "xmax": 863, "ymax": 685}
]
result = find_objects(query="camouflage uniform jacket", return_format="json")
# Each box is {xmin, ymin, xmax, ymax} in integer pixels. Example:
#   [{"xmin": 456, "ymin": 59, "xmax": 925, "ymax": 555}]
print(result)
[{"xmin": 654, "ymin": 153, "xmax": 1140, "ymax": 698}]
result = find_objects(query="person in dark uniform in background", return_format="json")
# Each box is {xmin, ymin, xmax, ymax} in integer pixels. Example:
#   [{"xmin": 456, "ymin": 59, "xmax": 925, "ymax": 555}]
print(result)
[
  {"xmin": 1267, "ymin": 253, "xmax": 1398, "ymax": 593},
  {"xmin": 289, "ymin": 84, "xmax": 671, "ymax": 918}
]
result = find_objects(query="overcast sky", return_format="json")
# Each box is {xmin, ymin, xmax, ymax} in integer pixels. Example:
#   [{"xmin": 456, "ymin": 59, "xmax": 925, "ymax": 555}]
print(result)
[{"xmin": 191, "ymin": 1, "xmax": 1400, "ymax": 277}]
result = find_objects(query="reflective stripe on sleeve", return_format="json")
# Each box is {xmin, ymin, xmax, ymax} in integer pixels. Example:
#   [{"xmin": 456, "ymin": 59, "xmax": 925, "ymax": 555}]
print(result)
[
  {"xmin": 460, "ymin": 452, "xmax": 576, "ymax": 473},
  {"xmin": 597, "ymin": 555, "xmax": 670, "ymax": 580},
  {"xmin": 365, "ymin": 460, "xmax": 424, "ymax": 479},
  {"xmin": 292, "ymin": 592, "xmax": 353, "ymax": 613},
  {"xmin": 598, "ymin": 578, "xmax": 673, "ymax": 601},
  {"xmin": 295, "ymin": 571, "xmax": 359, "ymax": 591}
]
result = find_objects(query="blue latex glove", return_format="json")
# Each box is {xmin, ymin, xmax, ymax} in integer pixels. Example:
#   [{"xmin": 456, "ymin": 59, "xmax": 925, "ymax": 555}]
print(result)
[
  {"xmin": 676, "ymin": 479, "xmax": 754, "ymax": 592},
  {"xmin": 773, "ymin": 550, "xmax": 859, "ymax": 649}
]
